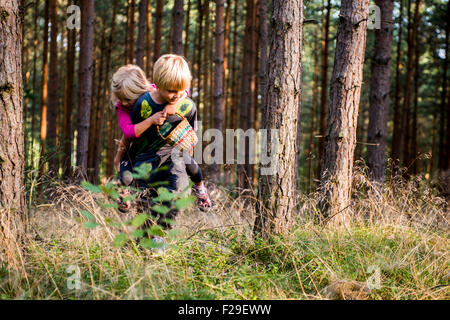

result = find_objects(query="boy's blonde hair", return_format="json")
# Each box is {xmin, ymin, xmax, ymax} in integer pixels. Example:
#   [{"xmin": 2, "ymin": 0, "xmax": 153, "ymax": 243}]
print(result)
[
  {"xmin": 111, "ymin": 64, "xmax": 149, "ymax": 104},
  {"xmin": 153, "ymin": 54, "xmax": 192, "ymax": 91}
]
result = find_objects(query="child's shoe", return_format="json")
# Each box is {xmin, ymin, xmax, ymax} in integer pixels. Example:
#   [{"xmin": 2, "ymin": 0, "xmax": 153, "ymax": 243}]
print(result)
[
  {"xmin": 192, "ymin": 184, "xmax": 212, "ymax": 212},
  {"xmin": 117, "ymin": 188, "xmax": 132, "ymax": 213}
]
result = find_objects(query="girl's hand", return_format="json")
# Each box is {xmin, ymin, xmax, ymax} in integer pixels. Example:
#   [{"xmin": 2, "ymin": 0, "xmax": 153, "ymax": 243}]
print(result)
[{"xmin": 150, "ymin": 111, "xmax": 167, "ymax": 126}]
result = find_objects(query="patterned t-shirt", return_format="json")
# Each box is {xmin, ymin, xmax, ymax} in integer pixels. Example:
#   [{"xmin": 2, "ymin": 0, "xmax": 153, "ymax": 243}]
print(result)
[{"xmin": 129, "ymin": 92, "xmax": 197, "ymax": 165}]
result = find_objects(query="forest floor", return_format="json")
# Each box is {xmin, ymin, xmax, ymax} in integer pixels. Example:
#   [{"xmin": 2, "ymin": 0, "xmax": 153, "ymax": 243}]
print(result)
[{"xmin": 1, "ymin": 170, "xmax": 449, "ymax": 300}]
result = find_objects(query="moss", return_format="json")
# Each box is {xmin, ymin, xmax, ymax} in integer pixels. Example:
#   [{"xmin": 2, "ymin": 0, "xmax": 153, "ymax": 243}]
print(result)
[{"xmin": 0, "ymin": 82, "xmax": 14, "ymax": 96}]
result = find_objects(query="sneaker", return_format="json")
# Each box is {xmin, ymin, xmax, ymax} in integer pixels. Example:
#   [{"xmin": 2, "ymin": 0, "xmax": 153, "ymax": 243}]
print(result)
[{"xmin": 192, "ymin": 184, "xmax": 212, "ymax": 212}]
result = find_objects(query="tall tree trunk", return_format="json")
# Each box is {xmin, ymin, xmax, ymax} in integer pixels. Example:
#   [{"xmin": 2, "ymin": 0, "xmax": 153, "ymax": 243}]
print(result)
[
  {"xmin": 47, "ymin": 0, "xmax": 59, "ymax": 176},
  {"xmin": 184, "ymin": 0, "xmax": 191, "ymax": 57},
  {"xmin": 446, "ymin": 2, "xmax": 450, "ymax": 171},
  {"xmin": 62, "ymin": 18, "xmax": 76, "ymax": 180},
  {"xmin": 210, "ymin": 0, "xmax": 225, "ymax": 181},
  {"xmin": 194, "ymin": 0, "xmax": 204, "ymax": 110},
  {"xmin": 366, "ymin": 0, "xmax": 394, "ymax": 183},
  {"xmin": 172, "ymin": 0, "xmax": 185, "ymax": 55},
  {"xmin": 104, "ymin": 0, "xmax": 118, "ymax": 178},
  {"xmin": 391, "ymin": 0, "xmax": 404, "ymax": 163},
  {"xmin": 30, "ymin": 0, "xmax": 39, "ymax": 169},
  {"xmin": 0, "ymin": 0, "xmax": 27, "ymax": 249},
  {"xmin": 317, "ymin": 0, "xmax": 331, "ymax": 179},
  {"xmin": 127, "ymin": 0, "xmax": 136, "ymax": 64},
  {"xmin": 254, "ymin": 0, "xmax": 303, "ymax": 236},
  {"xmin": 76, "ymin": 0, "xmax": 95, "ymax": 180},
  {"xmin": 237, "ymin": 0, "xmax": 257, "ymax": 191},
  {"xmin": 399, "ymin": 0, "xmax": 420, "ymax": 169},
  {"xmin": 153, "ymin": 0, "xmax": 164, "ymax": 62},
  {"xmin": 136, "ymin": 0, "xmax": 148, "ymax": 69},
  {"xmin": 38, "ymin": 0, "xmax": 50, "ymax": 191},
  {"xmin": 308, "ymin": 26, "xmax": 320, "ymax": 193},
  {"xmin": 410, "ymin": 38, "xmax": 420, "ymax": 175},
  {"xmin": 202, "ymin": 0, "xmax": 210, "ymax": 131},
  {"xmin": 145, "ymin": 0, "xmax": 152, "ymax": 76},
  {"xmin": 318, "ymin": 0, "xmax": 370, "ymax": 225},
  {"xmin": 438, "ymin": 1, "xmax": 449, "ymax": 170}
]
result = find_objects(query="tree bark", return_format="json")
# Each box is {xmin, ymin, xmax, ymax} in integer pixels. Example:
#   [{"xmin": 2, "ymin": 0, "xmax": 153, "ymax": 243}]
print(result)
[
  {"xmin": 438, "ymin": 1, "xmax": 449, "ymax": 170},
  {"xmin": 172, "ymin": 0, "xmax": 185, "ymax": 55},
  {"xmin": 38, "ymin": 0, "xmax": 50, "ymax": 191},
  {"xmin": 318, "ymin": 0, "xmax": 370, "ymax": 225},
  {"xmin": 254, "ymin": 0, "xmax": 303, "ymax": 236},
  {"xmin": 210, "ymin": 0, "xmax": 225, "ymax": 181},
  {"xmin": 62, "ymin": 15, "xmax": 76, "ymax": 180},
  {"xmin": 0, "ymin": 0, "xmax": 27, "ymax": 241},
  {"xmin": 391, "ymin": 0, "xmax": 404, "ymax": 163},
  {"xmin": 76, "ymin": 0, "xmax": 95, "ymax": 180},
  {"xmin": 367, "ymin": 0, "xmax": 394, "ymax": 183},
  {"xmin": 399, "ymin": 0, "xmax": 420, "ymax": 169},
  {"xmin": 184, "ymin": 0, "xmax": 191, "ymax": 57},
  {"xmin": 47, "ymin": 0, "xmax": 59, "ymax": 176},
  {"xmin": 136, "ymin": 0, "xmax": 148, "ymax": 69},
  {"xmin": 317, "ymin": 0, "xmax": 331, "ymax": 178},
  {"xmin": 153, "ymin": 0, "xmax": 163, "ymax": 62},
  {"xmin": 145, "ymin": 0, "xmax": 152, "ymax": 76}
]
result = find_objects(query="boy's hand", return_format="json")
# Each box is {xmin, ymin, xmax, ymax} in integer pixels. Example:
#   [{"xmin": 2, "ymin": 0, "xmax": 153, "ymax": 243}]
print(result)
[{"xmin": 151, "ymin": 111, "xmax": 167, "ymax": 126}]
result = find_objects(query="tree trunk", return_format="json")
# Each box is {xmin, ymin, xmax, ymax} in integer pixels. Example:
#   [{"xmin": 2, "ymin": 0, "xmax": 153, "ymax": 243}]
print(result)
[
  {"xmin": 308, "ymin": 26, "xmax": 320, "ymax": 193},
  {"xmin": 318, "ymin": 0, "xmax": 370, "ymax": 225},
  {"xmin": 400, "ymin": 0, "xmax": 420, "ymax": 169},
  {"xmin": 172, "ymin": 0, "xmax": 185, "ymax": 55},
  {"xmin": 237, "ymin": 0, "xmax": 257, "ymax": 191},
  {"xmin": 0, "ymin": 0, "xmax": 27, "ymax": 247},
  {"xmin": 62, "ymin": 17, "xmax": 76, "ymax": 180},
  {"xmin": 254, "ymin": 0, "xmax": 303, "ymax": 236},
  {"xmin": 391, "ymin": 0, "xmax": 404, "ymax": 163},
  {"xmin": 210, "ymin": 0, "xmax": 225, "ymax": 181},
  {"xmin": 30, "ymin": 0, "xmax": 39, "ymax": 169},
  {"xmin": 104, "ymin": 0, "xmax": 118, "ymax": 178},
  {"xmin": 127, "ymin": 0, "xmax": 136, "ymax": 64},
  {"xmin": 410, "ymin": 38, "xmax": 419, "ymax": 175},
  {"xmin": 38, "ymin": 0, "xmax": 50, "ymax": 191},
  {"xmin": 76, "ymin": 0, "xmax": 95, "ymax": 180},
  {"xmin": 184, "ymin": 0, "xmax": 191, "ymax": 57},
  {"xmin": 47, "ymin": 0, "xmax": 59, "ymax": 176},
  {"xmin": 145, "ymin": 0, "xmax": 152, "ymax": 76},
  {"xmin": 136, "ymin": 0, "xmax": 148, "ymax": 69},
  {"xmin": 438, "ymin": 1, "xmax": 449, "ymax": 170},
  {"xmin": 366, "ymin": 0, "xmax": 394, "ymax": 183},
  {"xmin": 202, "ymin": 0, "xmax": 210, "ymax": 131},
  {"xmin": 153, "ymin": 0, "xmax": 164, "ymax": 62},
  {"xmin": 194, "ymin": 0, "xmax": 204, "ymax": 110},
  {"xmin": 317, "ymin": 0, "xmax": 331, "ymax": 179}
]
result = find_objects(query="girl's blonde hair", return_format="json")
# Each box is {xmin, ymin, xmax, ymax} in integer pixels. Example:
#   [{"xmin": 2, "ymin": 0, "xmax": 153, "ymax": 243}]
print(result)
[
  {"xmin": 153, "ymin": 54, "xmax": 192, "ymax": 91},
  {"xmin": 111, "ymin": 64, "xmax": 149, "ymax": 105}
]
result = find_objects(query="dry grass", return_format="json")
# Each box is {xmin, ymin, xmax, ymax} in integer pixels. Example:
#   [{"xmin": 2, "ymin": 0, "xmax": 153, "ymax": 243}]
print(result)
[{"xmin": 0, "ymin": 170, "xmax": 448, "ymax": 300}]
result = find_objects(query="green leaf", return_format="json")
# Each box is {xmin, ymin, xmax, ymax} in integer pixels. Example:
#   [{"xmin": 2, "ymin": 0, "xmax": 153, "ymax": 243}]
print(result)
[
  {"xmin": 152, "ymin": 187, "xmax": 177, "ymax": 202},
  {"xmin": 139, "ymin": 238, "xmax": 165, "ymax": 249},
  {"xmin": 102, "ymin": 185, "xmax": 120, "ymax": 200},
  {"xmin": 131, "ymin": 214, "xmax": 148, "ymax": 227},
  {"xmin": 174, "ymin": 196, "xmax": 196, "ymax": 210},
  {"xmin": 99, "ymin": 202, "xmax": 119, "ymax": 209},
  {"xmin": 132, "ymin": 163, "xmax": 153, "ymax": 180},
  {"xmin": 81, "ymin": 181, "xmax": 102, "ymax": 193},
  {"xmin": 80, "ymin": 210, "xmax": 95, "ymax": 221},
  {"xmin": 152, "ymin": 204, "xmax": 170, "ymax": 215},
  {"xmin": 131, "ymin": 230, "xmax": 145, "ymax": 238},
  {"xmin": 83, "ymin": 221, "xmax": 100, "ymax": 229},
  {"xmin": 113, "ymin": 234, "xmax": 128, "ymax": 248},
  {"xmin": 148, "ymin": 225, "xmax": 165, "ymax": 237}
]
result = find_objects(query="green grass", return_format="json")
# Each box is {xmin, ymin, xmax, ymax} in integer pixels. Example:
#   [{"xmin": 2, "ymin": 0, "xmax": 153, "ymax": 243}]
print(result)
[{"xmin": 1, "ymin": 174, "xmax": 449, "ymax": 300}]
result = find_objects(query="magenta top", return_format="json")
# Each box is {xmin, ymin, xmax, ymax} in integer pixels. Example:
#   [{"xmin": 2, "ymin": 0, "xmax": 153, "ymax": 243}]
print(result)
[{"xmin": 115, "ymin": 84, "xmax": 190, "ymax": 140}]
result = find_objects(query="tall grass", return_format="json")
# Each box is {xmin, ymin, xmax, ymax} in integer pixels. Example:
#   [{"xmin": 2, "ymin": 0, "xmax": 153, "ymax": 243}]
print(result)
[{"xmin": 0, "ymin": 169, "xmax": 448, "ymax": 300}]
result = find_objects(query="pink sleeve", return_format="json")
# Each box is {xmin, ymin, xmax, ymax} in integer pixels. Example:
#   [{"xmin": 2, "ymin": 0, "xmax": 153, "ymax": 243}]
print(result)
[{"xmin": 115, "ymin": 101, "xmax": 139, "ymax": 139}]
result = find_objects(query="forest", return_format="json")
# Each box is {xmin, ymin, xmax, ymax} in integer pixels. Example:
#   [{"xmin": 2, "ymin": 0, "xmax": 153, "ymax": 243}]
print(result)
[{"xmin": 0, "ymin": 0, "xmax": 449, "ymax": 300}]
